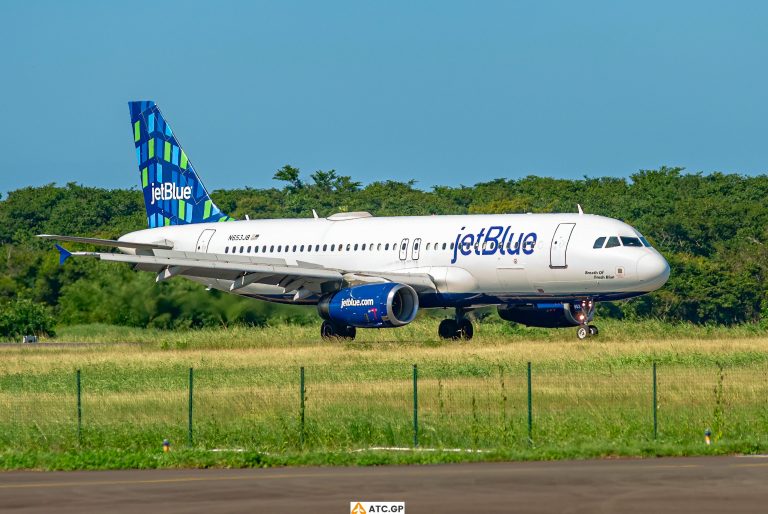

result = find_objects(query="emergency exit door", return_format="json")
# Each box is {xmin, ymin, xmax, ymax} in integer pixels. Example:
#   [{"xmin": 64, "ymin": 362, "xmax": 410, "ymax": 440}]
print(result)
[
  {"xmin": 549, "ymin": 223, "xmax": 575, "ymax": 268},
  {"xmin": 399, "ymin": 238, "xmax": 409, "ymax": 260}
]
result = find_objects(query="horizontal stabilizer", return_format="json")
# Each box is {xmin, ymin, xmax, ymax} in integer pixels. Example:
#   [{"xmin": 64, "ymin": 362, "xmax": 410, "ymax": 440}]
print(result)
[
  {"xmin": 55, "ymin": 244, "xmax": 72, "ymax": 265},
  {"xmin": 38, "ymin": 234, "xmax": 174, "ymax": 250}
]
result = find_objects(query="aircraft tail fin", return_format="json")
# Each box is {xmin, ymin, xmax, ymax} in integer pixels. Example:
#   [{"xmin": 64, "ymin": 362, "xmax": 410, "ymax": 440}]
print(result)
[{"xmin": 128, "ymin": 101, "xmax": 235, "ymax": 228}]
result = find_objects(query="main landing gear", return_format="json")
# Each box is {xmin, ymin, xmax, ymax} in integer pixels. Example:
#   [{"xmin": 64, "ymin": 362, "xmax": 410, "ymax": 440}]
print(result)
[
  {"xmin": 320, "ymin": 320, "xmax": 356, "ymax": 340},
  {"xmin": 438, "ymin": 309, "xmax": 474, "ymax": 340}
]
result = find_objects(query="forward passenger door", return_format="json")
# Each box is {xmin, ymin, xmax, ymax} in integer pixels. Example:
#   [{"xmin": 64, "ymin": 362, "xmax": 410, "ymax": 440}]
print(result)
[{"xmin": 550, "ymin": 223, "xmax": 576, "ymax": 268}]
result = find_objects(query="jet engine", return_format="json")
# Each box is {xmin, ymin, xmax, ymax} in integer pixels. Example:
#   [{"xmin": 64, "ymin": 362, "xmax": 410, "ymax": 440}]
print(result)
[
  {"xmin": 317, "ymin": 283, "xmax": 419, "ymax": 328},
  {"xmin": 497, "ymin": 301, "xmax": 594, "ymax": 328}
]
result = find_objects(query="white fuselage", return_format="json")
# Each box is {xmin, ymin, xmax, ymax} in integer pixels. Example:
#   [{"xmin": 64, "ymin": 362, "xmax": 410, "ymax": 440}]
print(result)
[{"xmin": 119, "ymin": 212, "xmax": 670, "ymax": 308}]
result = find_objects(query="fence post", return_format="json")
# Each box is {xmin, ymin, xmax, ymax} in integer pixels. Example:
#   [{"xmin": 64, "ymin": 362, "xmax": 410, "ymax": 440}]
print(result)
[
  {"xmin": 188, "ymin": 367, "xmax": 194, "ymax": 447},
  {"xmin": 300, "ymin": 366, "xmax": 305, "ymax": 448},
  {"xmin": 76, "ymin": 369, "xmax": 82, "ymax": 445},
  {"xmin": 527, "ymin": 362, "xmax": 532, "ymax": 446},
  {"xmin": 413, "ymin": 364, "xmax": 419, "ymax": 448},
  {"xmin": 653, "ymin": 361, "xmax": 658, "ymax": 440}
]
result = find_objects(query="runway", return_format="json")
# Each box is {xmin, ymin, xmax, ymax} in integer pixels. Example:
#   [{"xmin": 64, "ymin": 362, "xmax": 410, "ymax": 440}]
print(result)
[{"xmin": 1, "ymin": 456, "xmax": 766, "ymax": 513}]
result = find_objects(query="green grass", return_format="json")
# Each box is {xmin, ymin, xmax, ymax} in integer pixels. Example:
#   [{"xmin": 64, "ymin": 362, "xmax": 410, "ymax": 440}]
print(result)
[{"xmin": 1, "ymin": 320, "xmax": 767, "ymax": 470}]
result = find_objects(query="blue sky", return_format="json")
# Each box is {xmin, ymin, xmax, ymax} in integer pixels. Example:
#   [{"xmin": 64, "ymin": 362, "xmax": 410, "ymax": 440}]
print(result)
[{"xmin": 2, "ymin": 0, "xmax": 766, "ymax": 194}]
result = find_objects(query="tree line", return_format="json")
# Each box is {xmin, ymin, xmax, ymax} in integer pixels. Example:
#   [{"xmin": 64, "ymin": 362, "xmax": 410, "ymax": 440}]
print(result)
[{"xmin": 1, "ymin": 165, "xmax": 766, "ymax": 335}]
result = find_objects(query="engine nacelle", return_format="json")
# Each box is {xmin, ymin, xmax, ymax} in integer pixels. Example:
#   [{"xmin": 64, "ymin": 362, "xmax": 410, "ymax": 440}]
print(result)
[
  {"xmin": 317, "ymin": 283, "xmax": 419, "ymax": 328},
  {"xmin": 497, "ymin": 302, "xmax": 594, "ymax": 328}
]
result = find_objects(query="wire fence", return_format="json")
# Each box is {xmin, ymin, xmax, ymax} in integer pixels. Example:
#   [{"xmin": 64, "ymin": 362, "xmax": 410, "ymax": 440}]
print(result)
[{"xmin": 1, "ymin": 362, "xmax": 766, "ymax": 452}]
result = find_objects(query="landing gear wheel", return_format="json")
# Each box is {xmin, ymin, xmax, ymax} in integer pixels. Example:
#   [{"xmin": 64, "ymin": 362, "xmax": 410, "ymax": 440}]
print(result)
[
  {"xmin": 576, "ymin": 325, "xmax": 589, "ymax": 340},
  {"xmin": 438, "ymin": 319, "xmax": 459, "ymax": 339},
  {"xmin": 321, "ymin": 321, "xmax": 356, "ymax": 340},
  {"xmin": 588, "ymin": 325, "xmax": 599, "ymax": 337},
  {"xmin": 457, "ymin": 318, "xmax": 474, "ymax": 340},
  {"xmin": 321, "ymin": 320, "xmax": 337, "ymax": 339}
]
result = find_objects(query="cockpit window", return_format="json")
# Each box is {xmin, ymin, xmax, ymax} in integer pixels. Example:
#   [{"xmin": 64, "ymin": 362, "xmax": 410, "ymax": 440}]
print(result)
[
  {"xmin": 640, "ymin": 237, "xmax": 651, "ymax": 247},
  {"xmin": 605, "ymin": 236, "xmax": 621, "ymax": 248},
  {"xmin": 593, "ymin": 237, "xmax": 606, "ymax": 249},
  {"xmin": 620, "ymin": 236, "xmax": 643, "ymax": 247}
]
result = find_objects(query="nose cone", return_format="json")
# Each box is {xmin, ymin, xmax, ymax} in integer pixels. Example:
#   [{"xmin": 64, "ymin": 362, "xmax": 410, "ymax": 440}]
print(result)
[{"xmin": 637, "ymin": 253, "xmax": 670, "ymax": 291}]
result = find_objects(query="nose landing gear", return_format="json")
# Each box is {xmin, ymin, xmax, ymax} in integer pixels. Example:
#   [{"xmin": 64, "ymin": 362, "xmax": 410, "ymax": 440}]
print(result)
[
  {"xmin": 573, "ymin": 299, "xmax": 598, "ymax": 340},
  {"xmin": 438, "ymin": 308, "xmax": 474, "ymax": 340}
]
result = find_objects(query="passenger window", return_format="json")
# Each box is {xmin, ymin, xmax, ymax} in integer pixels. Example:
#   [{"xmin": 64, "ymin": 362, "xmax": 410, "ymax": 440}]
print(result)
[
  {"xmin": 270, "ymin": 245, "xmax": 274, "ymax": 252},
  {"xmin": 605, "ymin": 237, "xmax": 620, "ymax": 248},
  {"xmin": 225, "ymin": 246, "xmax": 229, "ymax": 254},
  {"xmin": 450, "ymin": 242, "xmax": 455, "ymax": 250},
  {"xmin": 593, "ymin": 237, "xmax": 606, "ymax": 249},
  {"xmin": 315, "ymin": 245, "xmax": 320, "ymax": 251},
  {"xmin": 354, "ymin": 244, "xmax": 359, "ymax": 251},
  {"xmin": 330, "ymin": 244, "xmax": 335, "ymax": 251},
  {"xmin": 620, "ymin": 236, "xmax": 643, "ymax": 247},
  {"xmin": 378, "ymin": 243, "xmax": 382, "ymax": 250},
  {"xmin": 385, "ymin": 243, "xmax": 389, "ymax": 250},
  {"xmin": 299, "ymin": 245, "xmax": 304, "ymax": 252},
  {"xmin": 262, "ymin": 245, "xmax": 266, "ymax": 252},
  {"xmin": 307, "ymin": 245, "xmax": 312, "ymax": 252},
  {"xmin": 362, "ymin": 244, "xmax": 366, "ymax": 250},
  {"xmin": 247, "ymin": 246, "xmax": 252, "ymax": 253},
  {"xmin": 426, "ymin": 243, "xmax": 431, "ymax": 250},
  {"xmin": 293, "ymin": 245, "xmax": 297, "ymax": 252},
  {"xmin": 442, "ymin": 243, "xmax": 447, "ymax": 250},
  {"xmin": 255, "ymin": 246, "xmax": 259, "ymax": 253}
]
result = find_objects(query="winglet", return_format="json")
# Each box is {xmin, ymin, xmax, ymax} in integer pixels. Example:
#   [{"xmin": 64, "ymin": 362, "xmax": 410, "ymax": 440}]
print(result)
[{"xmin": 55, "ymin": 244, "xmax": 72, "ymax": 265}]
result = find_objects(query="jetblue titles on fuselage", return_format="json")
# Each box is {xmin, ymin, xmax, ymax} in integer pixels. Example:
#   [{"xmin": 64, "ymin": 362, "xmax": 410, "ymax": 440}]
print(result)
[{"xmin": 451, "ymin": 225, "xmax": 538, "ymax": 264}]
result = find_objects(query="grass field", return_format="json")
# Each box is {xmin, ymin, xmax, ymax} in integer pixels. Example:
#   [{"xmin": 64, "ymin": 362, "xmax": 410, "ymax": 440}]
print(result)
[{"xmin": 1, "ymin": 318, "xmax": 767, "ymax": 470}]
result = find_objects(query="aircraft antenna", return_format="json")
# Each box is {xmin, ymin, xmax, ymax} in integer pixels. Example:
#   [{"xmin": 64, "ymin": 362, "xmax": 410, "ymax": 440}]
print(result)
[{"xmin": 577, "ymin": 204, "xmax": 584, "ymax": 215}]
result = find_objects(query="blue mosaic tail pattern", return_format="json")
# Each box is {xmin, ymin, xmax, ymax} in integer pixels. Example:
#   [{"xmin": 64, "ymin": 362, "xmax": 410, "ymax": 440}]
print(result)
[{"xmin": 128, "ymin": 101, "xmax": 235, "ymax": 228}]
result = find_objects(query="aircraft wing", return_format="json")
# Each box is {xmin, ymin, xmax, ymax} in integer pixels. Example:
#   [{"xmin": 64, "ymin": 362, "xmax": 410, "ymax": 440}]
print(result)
[{"xmin": 51, "ymin": 244, "xmax": 438, "ymax": 296}]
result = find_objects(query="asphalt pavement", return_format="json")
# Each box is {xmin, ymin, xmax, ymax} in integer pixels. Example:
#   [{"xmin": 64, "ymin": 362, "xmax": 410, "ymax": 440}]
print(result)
[{"xmin": 1, "ymin": 455, "xmax": 766, "ymax": 513}]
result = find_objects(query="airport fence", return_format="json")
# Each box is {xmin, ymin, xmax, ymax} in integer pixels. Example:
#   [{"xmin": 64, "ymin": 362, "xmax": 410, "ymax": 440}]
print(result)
[{"xmin": 0, "ymin": 361, "xmax": 766, "ymax": 453}]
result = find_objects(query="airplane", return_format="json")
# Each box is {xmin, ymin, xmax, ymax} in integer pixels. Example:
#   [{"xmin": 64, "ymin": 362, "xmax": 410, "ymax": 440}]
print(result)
[{"xmin": 40, "ymin": 101, "xmax": 670, "ymax": 341}]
